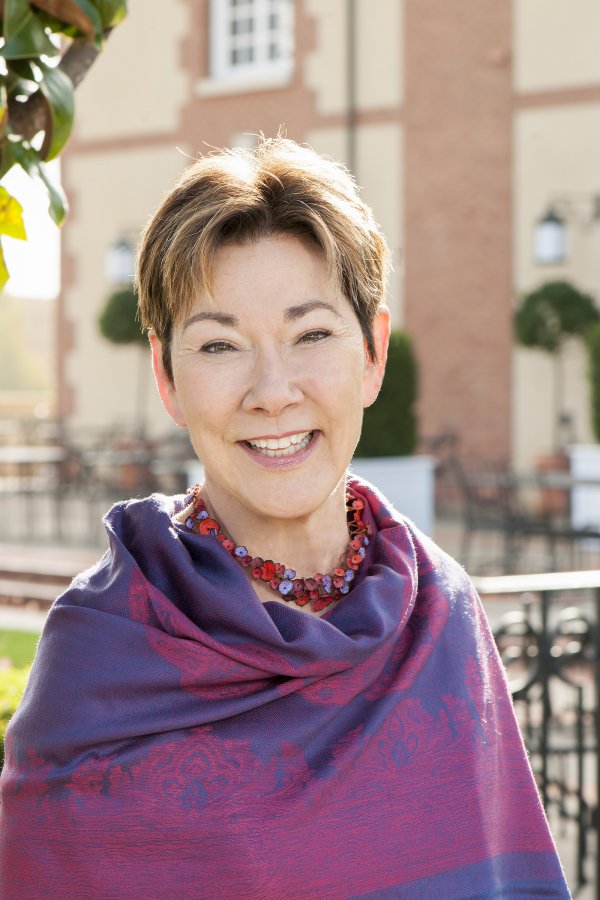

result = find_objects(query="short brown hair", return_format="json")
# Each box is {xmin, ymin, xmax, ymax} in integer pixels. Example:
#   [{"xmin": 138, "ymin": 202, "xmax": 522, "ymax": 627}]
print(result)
[{"xmin": 136, "ymin": 136, "xmax": 391, "ymax": 380}]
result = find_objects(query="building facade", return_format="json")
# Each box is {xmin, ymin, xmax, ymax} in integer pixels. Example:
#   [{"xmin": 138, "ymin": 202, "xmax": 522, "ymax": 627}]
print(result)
[{"xmin": 57, "ymin": 0, "xmax": 600, "ymax": 467}]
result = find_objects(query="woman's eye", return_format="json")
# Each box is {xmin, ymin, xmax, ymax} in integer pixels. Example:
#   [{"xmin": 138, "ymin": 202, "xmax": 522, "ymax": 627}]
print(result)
[
  {"xmin": 298, "ymin": 329, "xmax": 332, "ymax": 344},
  {"xmin": 200, "ymin": 340, "xmax": 236, "ymax": 354}
]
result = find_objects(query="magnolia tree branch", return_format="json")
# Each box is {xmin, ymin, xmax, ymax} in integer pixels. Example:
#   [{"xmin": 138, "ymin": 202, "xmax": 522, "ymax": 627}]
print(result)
[{"xmin": 7, "ymin": 33, "xmax": 110, "ymax": 142}]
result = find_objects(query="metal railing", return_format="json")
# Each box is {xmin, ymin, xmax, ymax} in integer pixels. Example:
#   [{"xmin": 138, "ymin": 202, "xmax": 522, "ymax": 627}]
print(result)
[{"xmin": 474, "ymin": 570, "xmax": 600, "ymax": 898}]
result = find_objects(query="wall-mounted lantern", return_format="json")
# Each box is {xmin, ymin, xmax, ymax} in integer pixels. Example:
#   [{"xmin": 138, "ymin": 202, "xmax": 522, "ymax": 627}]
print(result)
[
  {"xmin": 534, "ymin": 194, "xmax": 600, "ymax": 266},
  {"xmin": 105, "ymin": 236, "xmax": 135, "ymax": 285}
]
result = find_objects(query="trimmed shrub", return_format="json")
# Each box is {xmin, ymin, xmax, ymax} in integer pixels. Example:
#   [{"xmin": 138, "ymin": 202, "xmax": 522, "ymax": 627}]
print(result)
[
  {"xmin": 515, "ymin": 280, "xmax": 599, "ymax": 353},
  {"xmin": 355, "ymin": 330, "xmax": 418, "ymax": 457},
  {"xmin": 0, "ymin": 666, "xmax": 30, "ymax": 770},
  {"xmin": 98, "ymin": 285, "xmax": 147, "ymax": 346}
]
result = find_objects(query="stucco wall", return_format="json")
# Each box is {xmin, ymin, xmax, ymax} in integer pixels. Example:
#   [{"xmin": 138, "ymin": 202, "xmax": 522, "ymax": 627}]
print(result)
[
  {"xmin": 514, "ymin": 0, "xmax": 600, "ymax": 92},
  {"xmin": 304, "ymin": 0, "xmax": 403, "ymax": 114},
  {"xmin": 73, "ymin": 0, "xmax": 190, "ymax": 141}
]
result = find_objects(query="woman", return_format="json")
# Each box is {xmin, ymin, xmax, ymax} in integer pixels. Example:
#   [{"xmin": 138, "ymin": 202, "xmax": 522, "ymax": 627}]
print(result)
[{"xmin": 0, "ymin": 138, "xmax": 569, "ymax": 898}]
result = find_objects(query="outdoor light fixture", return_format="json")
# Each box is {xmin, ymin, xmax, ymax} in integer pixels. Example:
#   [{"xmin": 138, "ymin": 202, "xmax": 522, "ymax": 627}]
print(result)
[
  {"xmin": 533, "ymin": 193, "xmax": 600, "ymax": 266},
  {"xmin": 534, "ymin": 207, "xmax": 567, "ymax": 265},
  {"xmin": 105, "ymin": 235, "xmax": 135, "ymax": 285}
]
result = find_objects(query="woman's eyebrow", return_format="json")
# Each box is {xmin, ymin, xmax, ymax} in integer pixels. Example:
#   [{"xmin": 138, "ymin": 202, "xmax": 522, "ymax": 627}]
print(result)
[
  {"xmin": 284, "ymin": 300, "xmax": 342, "ymax": 321},
  {"xmin": 182, "ymin": 311, "xmax": 238, "ymax": 331}
]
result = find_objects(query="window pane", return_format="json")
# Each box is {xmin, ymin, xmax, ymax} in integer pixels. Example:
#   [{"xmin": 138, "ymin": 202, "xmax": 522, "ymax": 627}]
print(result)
[
  {"xmin": 231, "ymin": 17, "xmax": 254, "ymax": 34},
  {"xmin": 268, "ymin": 42, "xmax": 280, "ymax": 60},
  {"xmin": 231, "ymin": 45, "xmax": 255, "ymax": 65},
  {"xmin": 268, "ymin": 12, "xmax": 278, "ymax": 30}
]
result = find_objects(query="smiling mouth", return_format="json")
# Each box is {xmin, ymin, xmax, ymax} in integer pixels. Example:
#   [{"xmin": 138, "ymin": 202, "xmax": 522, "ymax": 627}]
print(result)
[{"xmin": 243, "ymin": 431, "xmax": 314, "ymax": 458}]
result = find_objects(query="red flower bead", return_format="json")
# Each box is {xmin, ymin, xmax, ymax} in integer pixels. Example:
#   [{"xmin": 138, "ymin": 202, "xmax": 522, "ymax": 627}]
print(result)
[
  {"xmin": 223, "ymin": 539, "xmax": 235, "ymax": 552},
  {"xmin": 349, "ymin": 538, "xmax": 362, "ymax": 550},
  {"xmin": 351, "ymin": 554, "xmax": 362, "ymax": 565},
  {"xmin": 333, "ymin": 576, "xmax": 344, "ymax": 589},
  {"xmin": 314, "ymin": 573, "xmax": 324, "ymax": 583},
  {"xmin": 261, "ymin": 561, "xmax": 276, "ymax": 581},
  {"xmin": 309, "ymin": 589, "xmax": 319, "ymax": 601},
  {"xmin": 269, "ymin": 578, "xmax": 279, "ymax": 590},
  {"xmin": 198, "ymin": 518, "xmax": 219, "ymax": 535},
  {"xmin": 292, "ymin": 579, "xmax": 304, "ymax": 594},
  {"xmin": 275, "ymin": 563, "xmax": 285, "ymax": 577},
  {"xmin": 251, "ymin": 557, "xmax": 264, "ymax": 569},
  {"xmin": 296, "ymin": 593, "xmax": 310, "ymax": 606},
  {"xmin": 333, "ymin": 567, "xmax": 345, "ymax": 578},
  {"xmin": 251, "ymin": 567, "xmax": 262, "ymax": 579},
  {"xmin": 240, "ymin": 555, "xmax": 252, "ymax": 567},
  {"xmin": 314, "ymin": 595, "xmax": 334, "ymax": 612},
  {"xmin": 352, "ymin": 499, "xmax": 364, "ymax": 510},
  {"xmin": 305, "ymin": 578, "xmax": 317, "ymax": 591}
]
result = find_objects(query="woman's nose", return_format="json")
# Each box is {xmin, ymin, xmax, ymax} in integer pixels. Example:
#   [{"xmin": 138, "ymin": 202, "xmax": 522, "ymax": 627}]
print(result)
[{"xmin": 241, "ymin": 351, "xmax": 304, "ymax": 416}]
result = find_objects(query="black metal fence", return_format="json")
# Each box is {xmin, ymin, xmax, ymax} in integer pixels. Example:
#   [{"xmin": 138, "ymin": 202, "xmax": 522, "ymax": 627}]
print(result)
[{"xmin": 475, "ymin": 570, "xmax": 600, "ymax": 898}]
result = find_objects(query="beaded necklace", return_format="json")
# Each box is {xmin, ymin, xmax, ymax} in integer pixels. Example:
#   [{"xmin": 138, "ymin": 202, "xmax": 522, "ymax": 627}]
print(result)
[{"xmin": 183, "ymin": 484, "xmax": 370, "ymax": 613}]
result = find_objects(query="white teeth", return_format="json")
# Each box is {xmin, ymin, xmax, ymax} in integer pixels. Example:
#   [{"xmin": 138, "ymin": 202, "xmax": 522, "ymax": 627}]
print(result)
[{"xmin": 246, "ymin": 431, "xmax": 313, "ymax": 457}]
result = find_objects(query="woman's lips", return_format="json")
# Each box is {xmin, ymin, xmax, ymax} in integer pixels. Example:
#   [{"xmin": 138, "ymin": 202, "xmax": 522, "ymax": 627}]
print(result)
[{"xmin": 238, "ymin": 431, "xmax": 318, "ymax": 468}]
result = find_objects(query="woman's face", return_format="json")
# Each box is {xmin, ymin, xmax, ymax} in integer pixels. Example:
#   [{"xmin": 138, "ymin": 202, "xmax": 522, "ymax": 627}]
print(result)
[{"xmin": 151, "ymin": 235, "xmax": 389, "ymax": 525}]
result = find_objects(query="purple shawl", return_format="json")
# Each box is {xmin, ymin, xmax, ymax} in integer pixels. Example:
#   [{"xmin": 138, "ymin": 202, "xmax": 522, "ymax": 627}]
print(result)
[{"xmin": 0, "ymin": 479, "xmax": 569, "ymax": 898}]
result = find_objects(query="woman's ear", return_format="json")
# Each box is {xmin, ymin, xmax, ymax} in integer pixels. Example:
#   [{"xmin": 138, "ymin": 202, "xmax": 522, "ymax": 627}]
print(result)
[
  {"xmin": 362, "ymin": 306, "xmax": 391, "ymax": 409},
  {"xmin": 149, "ymin": 331, "xmax": 187, "ymax": 427}
]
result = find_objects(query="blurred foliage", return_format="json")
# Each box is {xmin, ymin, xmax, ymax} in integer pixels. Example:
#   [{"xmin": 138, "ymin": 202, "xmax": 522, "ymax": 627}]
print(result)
[
  {"xmin": 98, "ymin": 284, "xmax": 146, "ymax": 345},
  {"xmin": 0, "ymin": 665, "xmax": 30, "ymax": 770},
  {"xmin": 0, "ymin": 628, "xmax": 40, "ymax": 668},
  {"xmin": 0, "ymin": 0, "xmax": 128, "ymax": 289},
  {"xmin": 355, "ymin": 330, "xmax": 418, "ymax": 457},
  {"xmin": 515, "ymin": 280, "xmax": 599, "ymax": 353}
]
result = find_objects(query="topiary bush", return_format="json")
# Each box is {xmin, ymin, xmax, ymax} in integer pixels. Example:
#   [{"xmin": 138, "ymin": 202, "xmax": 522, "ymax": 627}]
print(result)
[
  {"xmin": 0, "ymin": 666, "xmax": 30, "ymax": 770},
  {"xmin": 587, "ymin": 322, "xmax": 600, "ymax": 443},
  {"xmin": 355, "ymin": 329, "xmax": 418, "ymax": 457},
  {"xmin": 515, "ymin": 280, "xmax": 599, "ymax": 353},
  {"xmin": 98, "ymin": 285, "xmax": 147, "ymax": 345}
]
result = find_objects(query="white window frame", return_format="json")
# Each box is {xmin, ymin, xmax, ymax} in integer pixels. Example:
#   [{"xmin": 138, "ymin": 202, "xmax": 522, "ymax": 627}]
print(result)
[{"xmin": 197, "ymin": 0, "xmax": 294, "ymax": 97}]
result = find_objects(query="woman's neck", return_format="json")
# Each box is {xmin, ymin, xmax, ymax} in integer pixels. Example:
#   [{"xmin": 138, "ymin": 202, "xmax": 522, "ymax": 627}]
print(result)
[{"xmin": 199, "ymin": 481, "xmax": 351, "ymax": 578}]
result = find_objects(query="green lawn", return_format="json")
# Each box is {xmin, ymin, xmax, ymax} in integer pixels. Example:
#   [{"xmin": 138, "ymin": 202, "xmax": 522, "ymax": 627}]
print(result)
[{"xmin": 0, "ymin": 630, "xmax": 40, "ymax": 668}]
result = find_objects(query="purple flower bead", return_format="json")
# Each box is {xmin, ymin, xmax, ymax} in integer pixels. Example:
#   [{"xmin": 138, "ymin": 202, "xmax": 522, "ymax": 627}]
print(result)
[
  {"xmin": 234, "ymin": 546, "xmax": 248, "ymax": 558},
  {"xmin": 322, "ymin": 575, "xmax": 332, "ymax": 592},
  {"xmin": 197, "ymin": 510, "xmax": 208, "ymax": 520},
  {"xmin": 340, "ymin": 583, "xmax": 349, "ymax": 594},
  {"xmin": 284, "ymin": 568, "xmax": 296, "ymax": 580},
  {"xmin": 344, "ymin": 570, "xmax": 354, "ymax": 582},
  {"xmin": 363, "ymin": 537, "xmax": 369, "ymax": 546},
  {"xmin": 358, "ymin": 547, "xmax": 366, "ymax": 558},
  {"xmin": 185, "ymin": 517, "xmax": 194, "ymax": 529},
  {"xmin": 279, "ymin": 579, "xmax": 294, "ymax": 595}
]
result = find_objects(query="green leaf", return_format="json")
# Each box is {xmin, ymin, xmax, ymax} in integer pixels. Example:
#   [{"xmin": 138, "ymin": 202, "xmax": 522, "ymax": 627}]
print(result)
[
  {"xmin": 3, "ymin": 0, "xmax": 31, "ymax": 41},
  {"xmin": 1, "ymin": 0, "xmax": 58, "ymax": 59},
  {"xmin": 29, "ymin": 0, "xmax": 102, "ymax": 39},
  {"xmin": 9, "ymin": 138, "xmax": 68, "ymax": 224},
  {"xmin": 0, "ymin": 241, "xmax": 9, "ymax": 291},
  {"xmin": 0, "ymin": 83, "xmax": 7, "ymax": 140},
  {"xmin": 91, "ymin": 0, "xmax": 127, "ymax": 30},
  {"xmin": 0, "ymin": 185, "xmax": 26, "ymax": 239},
  {"xmin": 38, "ymin": 62, "xmax": 75, "ymax": 160}
]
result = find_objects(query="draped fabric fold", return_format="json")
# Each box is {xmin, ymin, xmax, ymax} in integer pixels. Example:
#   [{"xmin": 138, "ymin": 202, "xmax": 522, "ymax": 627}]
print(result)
[{"xmin": 0, "ymin": 480, "xmax": 570, "ymax": 898}]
